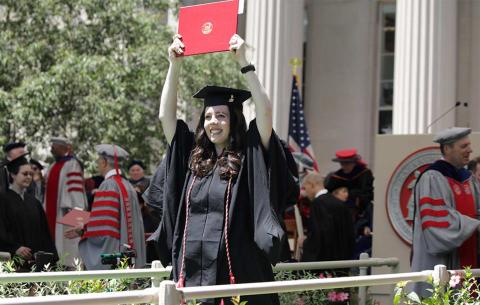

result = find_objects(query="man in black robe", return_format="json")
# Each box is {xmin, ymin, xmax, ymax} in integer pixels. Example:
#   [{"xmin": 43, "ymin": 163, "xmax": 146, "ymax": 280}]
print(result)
[{"xmin": 301, "ymin": 172, "xmax": 355, "ymax": 264}]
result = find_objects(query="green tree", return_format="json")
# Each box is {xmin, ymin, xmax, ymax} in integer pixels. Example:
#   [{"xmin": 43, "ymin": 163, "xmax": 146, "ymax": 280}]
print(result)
[{"xmin": 0, "ymin": 0, "xmax": 245, "ymax": 172}]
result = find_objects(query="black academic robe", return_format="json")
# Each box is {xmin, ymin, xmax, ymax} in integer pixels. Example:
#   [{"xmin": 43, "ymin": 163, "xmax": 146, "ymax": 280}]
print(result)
[
  {"xmin": 327, "ymin": 164, "xmax": 374, "ymax": 234},
  {"xmin": 302, "ymin": 193, "xmax": 355, "ymax": 263},
  {"xmin": 156, "ymin": 119, "xmax": 298, "ymax": 305},
  {"xmin": 145, "ymin": 157, "xmax": 167, "ymax": 219},
  {"xmin": 0, "ymin": 189, "xmax": 58, "ymax": 262},
  {"xmin": 327, "ymin": 164, "xmax": 374, "ymax": 211},
  {"xmin": 0, "ymin": 162, "xmax": 9, "ymax": 194}
]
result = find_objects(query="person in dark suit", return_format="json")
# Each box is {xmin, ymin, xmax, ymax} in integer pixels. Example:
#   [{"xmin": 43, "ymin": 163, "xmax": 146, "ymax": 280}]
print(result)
[{"xmin": 300, "ymin": 172, "xmax": 355, "ymax": 264}]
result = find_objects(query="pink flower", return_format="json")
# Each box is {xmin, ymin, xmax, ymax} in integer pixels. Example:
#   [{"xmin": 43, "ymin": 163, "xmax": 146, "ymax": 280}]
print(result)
[
  {"xmin": 328, "ymin": 291, "xmax": 338, "ymax": 301},
  {"xmin": 319, "ymin": 273, "xmax": 325, "ymax": 279},
  {"xmin": 328, "ymin": 291, "xmax": 350, "ymax": 302},
  {"xmin": 449, "ymin": 273, "xmax": 462, "ymax": 288},
  {"xmin": 294, "ymin": 297, "xmax": 305, "ymax": 305},
  {"xmin": 336, "ymin": 292, "xmax": 349, "ymax": 301}
]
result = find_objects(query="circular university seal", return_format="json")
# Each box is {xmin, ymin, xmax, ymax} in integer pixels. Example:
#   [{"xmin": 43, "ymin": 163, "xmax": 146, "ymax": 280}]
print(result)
[
  {"xmin": 385, "ymin": 147, "xmax": 442, "ymax": 245},
  {"xmin": 201, "ymin": 22, "xmax": 213, "ymax": 35}
]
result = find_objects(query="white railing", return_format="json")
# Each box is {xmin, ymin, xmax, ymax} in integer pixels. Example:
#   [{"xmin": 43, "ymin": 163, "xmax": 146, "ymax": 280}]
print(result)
[
  {"xmin": 173, "ymin": 266, "xmax": 480, "ymax": 304},
  {"xmin": 0, "ymin": 254, "xmax": 399, "ymax": 305},
  {"xmin": 0, "ymin": 266, "xmax": 172, "ymax": 284},
  {"xmin": 1, "ymin": 267, "xmax": 471, "ymax": 305},
  {"xmin": 0, "ymin": 289, "xmax": 158, "ymax": 305}
]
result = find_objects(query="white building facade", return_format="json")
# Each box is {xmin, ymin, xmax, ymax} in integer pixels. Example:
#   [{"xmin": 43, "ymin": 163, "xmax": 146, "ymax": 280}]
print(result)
[{"xmin": 238, "ymin": 0, "xmax": 480, "ymax": 174}]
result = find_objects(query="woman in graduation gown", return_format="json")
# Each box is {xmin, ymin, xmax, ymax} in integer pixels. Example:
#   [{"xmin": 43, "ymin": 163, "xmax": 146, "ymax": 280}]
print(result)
[
  {"xmin": 156, "ymin": 34, "xmax": 299, "ymax": 305},
  {"xmin": 0, "ymin": 156, "xmax": 57, "ymax": 270}
]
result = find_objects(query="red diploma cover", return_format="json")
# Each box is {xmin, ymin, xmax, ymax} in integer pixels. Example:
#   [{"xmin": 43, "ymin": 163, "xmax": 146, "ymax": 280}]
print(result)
[
  {"xmin": 178, "ymin": 0, "xmax": 239, "ymax": 56},
  {"xmin": 57, "ymin": 209, "xmax": 90, "ymax": 227}
]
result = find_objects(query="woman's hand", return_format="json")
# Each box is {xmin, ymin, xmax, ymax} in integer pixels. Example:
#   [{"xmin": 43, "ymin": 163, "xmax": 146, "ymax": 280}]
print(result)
[
  {"xmin": 168, "ymin": 34, "xmax": 185, "ymax": 63},
  {"xmin": 229, "ymin": 34, "xmax": 248, "ymax": 67},
  {"xmin": 15, "ymin": 246, "xmax": 32, "ymax": 259}
]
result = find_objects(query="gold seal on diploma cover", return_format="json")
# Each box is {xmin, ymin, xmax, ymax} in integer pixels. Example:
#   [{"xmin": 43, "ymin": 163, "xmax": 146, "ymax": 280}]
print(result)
[{"xmin": 201, "ymin": 22, "xmax": 213, "ymax": 35}]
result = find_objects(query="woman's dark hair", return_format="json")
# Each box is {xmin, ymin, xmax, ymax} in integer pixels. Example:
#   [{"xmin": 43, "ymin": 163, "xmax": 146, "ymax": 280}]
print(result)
[
  {"xmin": 7, "ymin": 156, "xmax": 29, "ymax": 175},
  {"xmin": 468, "ymin": 159, "xmax": 478, "ymax": 173},
  {"xmin": 468, "ymin": 157, "xmax": 480, "ymax": 173},
  {"xmin": 7, "ymin": 156, "xmax": 30, "ymax": 183},
  {"xmin": 190, "ymin": 103, "xmax": 247, "ymax": 180}
]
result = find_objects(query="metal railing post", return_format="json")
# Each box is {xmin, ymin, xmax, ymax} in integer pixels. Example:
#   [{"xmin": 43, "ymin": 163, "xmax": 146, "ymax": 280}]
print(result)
[
  {"xmin": 432, "ymin": 265, "xmax": 449, "ymax": 292},
  {"xmin": 358, "ymin": 252, "xmax": 369, "ymax": 305},
  {"xmin": 389, "ymin": 257, "xmax": 400, "ymax": 303},
  {"xmin": 151, "ymin": 260, "xmax": 163, "ymax": 289},
  {"xmin": 158, "ymin": 280, "xmax": 181, "ymax": 305}
]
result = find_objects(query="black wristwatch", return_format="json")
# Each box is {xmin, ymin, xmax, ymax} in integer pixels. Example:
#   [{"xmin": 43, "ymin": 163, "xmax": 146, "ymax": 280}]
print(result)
[{"xmin": 241, "ymin": 64, "xmax": 255, "ymax": 74}]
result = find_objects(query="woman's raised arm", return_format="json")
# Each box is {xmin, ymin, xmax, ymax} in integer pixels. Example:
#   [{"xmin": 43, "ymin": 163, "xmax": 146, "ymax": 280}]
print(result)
[
  {"xmin": 159, "ymin": 35, "xmax": 184, "ymax": 145},
  {"xmin": 229, "ymin": 34, "xmax": 273, "ymax": 150}
]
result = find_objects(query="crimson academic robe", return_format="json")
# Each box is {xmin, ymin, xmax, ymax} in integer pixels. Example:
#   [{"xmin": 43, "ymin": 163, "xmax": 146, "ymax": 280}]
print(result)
[
  {"xmin": 411, "ymin": 160, "xmax": 480, "ymax": 297},
  {"xmin": 45, "ymin": 156, "xmax": 87, "ymax": 267},
  {"xmin": 155, "ymin": 119, "xmax": 298, "ymax": 305},
  {"xmin": 79, "ymin": 173, "xmax": 146, "ymax": 270}
]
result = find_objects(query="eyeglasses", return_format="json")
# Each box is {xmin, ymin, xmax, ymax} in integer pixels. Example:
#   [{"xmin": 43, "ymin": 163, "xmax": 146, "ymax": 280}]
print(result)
[{"xmin": 20, "ymin": 172, "xmax": 34, "ymax": 177}]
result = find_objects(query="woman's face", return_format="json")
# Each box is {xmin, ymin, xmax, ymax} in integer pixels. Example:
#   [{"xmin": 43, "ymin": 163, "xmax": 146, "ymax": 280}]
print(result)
[
  {"xmin": 204, "ymin": 105, "xmax": 231, "ymax": 149},
  {"xmin": 333, "ymin": 187, "xmax": 349, "ymax": 202},
  {"xmin": 12, "ymin": 164, "xmax": 33, "ymax": 189},
  {"xmin": 30, "ymin": 164, "xmax": 42, "ymax": 181}
]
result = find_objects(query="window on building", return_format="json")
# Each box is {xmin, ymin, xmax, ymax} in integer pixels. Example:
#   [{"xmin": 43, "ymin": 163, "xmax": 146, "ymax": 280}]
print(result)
[{"xmin": 377, "ymin": 3, "xmax": 395, "ymax": 134}]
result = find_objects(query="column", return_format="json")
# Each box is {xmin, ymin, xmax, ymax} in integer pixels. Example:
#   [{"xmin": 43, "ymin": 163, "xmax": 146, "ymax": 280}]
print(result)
[
  {"xmin": 244, "ymin": 0, "xmax": 305, "ymax": 140},
  {"xmin": 393, "ymin": 0, "xmax": 457, "ymax": 134},
  {"xmin": 468, "ymin": 0, "xmax": 480, "ymax": 130}
]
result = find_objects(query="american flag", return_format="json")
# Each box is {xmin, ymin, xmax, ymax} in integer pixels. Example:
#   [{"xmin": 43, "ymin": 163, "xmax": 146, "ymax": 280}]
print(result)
[{"xmin": 288, "ymin": 75, "xmax": 318, "ymax": 172}]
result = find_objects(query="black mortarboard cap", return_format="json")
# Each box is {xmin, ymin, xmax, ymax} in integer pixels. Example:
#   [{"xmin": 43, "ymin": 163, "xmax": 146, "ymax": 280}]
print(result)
[
  {"xmin": 128, "ymin": 160, "xmax": 146, "ymax": 170},
  {"xmin": 193, "ymin": 85, "xmax": 251, "ymax": 107},
  {"xmin": 30, "ymin": 159, "xmax": 44, "ymax": 171},
  {"xmin": 6, "ymin": 155, "xmax": 29, "ymax": 173},
  {"xmin": 324, "ymin": 176, "xmax": 349, "ymax": 193},
  {"xmin": 3, "ymin": 141, "xmax": 26, "ymax": 153}
]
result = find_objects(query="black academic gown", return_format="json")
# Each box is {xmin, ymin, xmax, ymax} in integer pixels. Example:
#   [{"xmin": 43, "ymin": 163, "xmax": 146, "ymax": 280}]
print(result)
[
  {"xmin": 145, "ymin": 157, "xmax": 167, "ymax": 219},
  {"xmin": 156, "ymin": 119, "xmax": 298, "ymax": 305},
  {"xmin": 0, "ymin": 162, "xmax": 9, "ymax": 194},
  {"xmin": 0, "ymin": 189, "xmax": 58, "ymax": 263},
  {"xmin": 327, "ymin": 164, "xmax": 374, "ymax": 212},
  {"xmin": 302, "ymin": 193, "xmax": 355, "ymax": 263}
]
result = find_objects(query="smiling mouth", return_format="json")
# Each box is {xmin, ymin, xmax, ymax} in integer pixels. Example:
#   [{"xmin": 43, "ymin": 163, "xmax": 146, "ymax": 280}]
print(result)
[{"xmin": 210, "ymin": 129, "xmax": 222, "ymax": 135}]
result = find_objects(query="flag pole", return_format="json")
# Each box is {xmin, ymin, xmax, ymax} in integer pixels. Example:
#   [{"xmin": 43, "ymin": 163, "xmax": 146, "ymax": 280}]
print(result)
[{"xmin": 289, "ymin": 57, "xmax": 302, "ymax": 79}]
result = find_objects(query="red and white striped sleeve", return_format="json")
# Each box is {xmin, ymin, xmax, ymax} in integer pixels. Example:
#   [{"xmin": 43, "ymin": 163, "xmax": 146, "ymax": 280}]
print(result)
[{"xmin": 82, "ymin": 185, "xmax": 121, "ymax": 240}]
